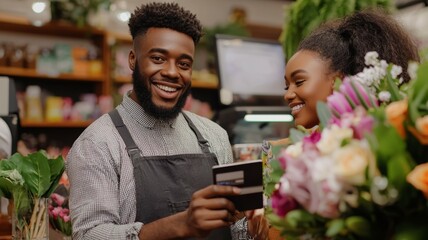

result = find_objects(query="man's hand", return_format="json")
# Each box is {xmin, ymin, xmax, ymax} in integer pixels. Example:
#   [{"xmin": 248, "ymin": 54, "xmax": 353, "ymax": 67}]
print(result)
[
  {"xmin": 183, "ymin": 185, "xmax": 241, "ymax": 238},
  {"xmin": 245, "ymin": 209, "xmax": 269, "ymax": 240}
]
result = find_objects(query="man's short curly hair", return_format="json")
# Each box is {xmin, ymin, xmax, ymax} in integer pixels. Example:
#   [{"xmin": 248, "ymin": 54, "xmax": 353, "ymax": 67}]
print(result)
[{"xmin": 128, "ymin": 2, "xmax": 203, "ymax": 45}]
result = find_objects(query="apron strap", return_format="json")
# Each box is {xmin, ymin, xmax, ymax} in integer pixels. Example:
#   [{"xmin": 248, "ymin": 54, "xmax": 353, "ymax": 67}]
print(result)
[
  {"xmin": 108, "ymin": 109, "xmax": 141, "ymax": 160},
  {"xmin": 181, "ymin": 112, "xmax": 211, "ymax": 154}
]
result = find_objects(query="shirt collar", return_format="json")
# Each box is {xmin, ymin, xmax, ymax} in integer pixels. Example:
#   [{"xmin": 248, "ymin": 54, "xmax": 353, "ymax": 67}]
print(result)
[{"xmin": 121, "ymin": 91, "xmax": 178, "ymax": 129}]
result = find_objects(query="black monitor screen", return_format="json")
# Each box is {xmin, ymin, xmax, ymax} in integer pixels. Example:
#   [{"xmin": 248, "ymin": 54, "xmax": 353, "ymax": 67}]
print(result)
[{"xmin": 215, "ymin": 35, "xmax": 286, "ymax": 106}]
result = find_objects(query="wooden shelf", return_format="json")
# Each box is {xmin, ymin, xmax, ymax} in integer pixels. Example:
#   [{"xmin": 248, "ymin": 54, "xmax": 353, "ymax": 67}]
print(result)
[
  {"xmin": 21, "ymin": 120, "xmax": 93, "ymax": 128},
  {"xmin": 108, "ymin": 31, "xmax": 132, "ymax": 44},
  {"xmin": 113, "ymin": 75, "xmax": 132, "ymax": 84},
  {"xmin": 0, "ymin": 14, "xmax": 104, "ymax": 39},
  {"xmin": 0, "ymin": 66, "xmax": 105, "ymax": 82},
  {"xmin": 192, "ymin": 80, "xmax": 218, "ymax": 89},
  {"xmin": 113, "ymin": 76, "xmax": 218, "ymax": 89}
]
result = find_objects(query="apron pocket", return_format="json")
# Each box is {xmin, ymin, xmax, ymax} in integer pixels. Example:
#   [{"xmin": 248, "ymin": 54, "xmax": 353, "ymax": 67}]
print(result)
[{"xmin": 168, "ymin": 200, "xmax": 190, "ymax": 214}]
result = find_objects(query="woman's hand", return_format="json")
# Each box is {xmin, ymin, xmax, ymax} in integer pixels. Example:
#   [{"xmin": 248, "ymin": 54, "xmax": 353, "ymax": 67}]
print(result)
[{"xmin": 246, "ymin": 209, "xmax": 269, "ymax": 240}]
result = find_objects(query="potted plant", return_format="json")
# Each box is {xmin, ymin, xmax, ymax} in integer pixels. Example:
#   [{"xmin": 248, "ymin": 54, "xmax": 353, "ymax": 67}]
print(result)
[{"xmin": 0, "ymin": 150, "xmax": 65, "ymax": 240}]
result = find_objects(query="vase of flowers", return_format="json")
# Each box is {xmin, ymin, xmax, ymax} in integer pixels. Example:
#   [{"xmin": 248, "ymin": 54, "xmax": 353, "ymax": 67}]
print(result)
[
  {"xmin": 11, "ymin": 197, "xmax": 49, "ymax": 240},
  {"xmin": 0, "ymin": 151, "xmax": 65, "ymax": 240},
  {"xmin": 264, "ymin": 52, "xmax": 428, "ymax": 239}
]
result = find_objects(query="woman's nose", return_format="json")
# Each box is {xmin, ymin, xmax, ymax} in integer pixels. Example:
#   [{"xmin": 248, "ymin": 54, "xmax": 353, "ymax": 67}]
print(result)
[{"xmin": 284, "ymin": 87, "xmax": 296, "ymax": 102}]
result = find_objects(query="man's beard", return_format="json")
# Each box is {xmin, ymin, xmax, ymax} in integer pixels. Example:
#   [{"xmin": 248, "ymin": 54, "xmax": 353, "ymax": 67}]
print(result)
[{"xmin": 132, "ymin": 65, "xmax": 190, "ymax": 121}]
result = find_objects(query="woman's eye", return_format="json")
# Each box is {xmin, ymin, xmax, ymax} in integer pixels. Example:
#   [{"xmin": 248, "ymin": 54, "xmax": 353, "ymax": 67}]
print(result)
[
  {"xmin": 296, "ymin": 80, "xmax": 305, "ymax": 86},
  {"xmin": 284, "ymin": 85, "xmax": 289, "ymax": 91}
]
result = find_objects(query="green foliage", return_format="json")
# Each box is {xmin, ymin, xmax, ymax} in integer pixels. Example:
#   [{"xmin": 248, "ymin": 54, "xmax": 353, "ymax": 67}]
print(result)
[
  {"xmin": 0, "ymin": 151, "xmax": 65, "ymax": 215},
  {"xmin": 326, "ymin": 218, "xmax": 345, "ymax": 237},
  {"xmin": 50, "ymin": 0, "xmax": 111, "ymax": 27},
  {"xmin": 408, "ymin": 61, "xmax": 428, "ymax": 124},
  {"xmin": 264, "ymin": 159, "xmax": 284, "ymax": 197},
  {"xmin": 316, "ymin": 101, "xmax": 332, "ymax": 129},
  {"xmin": 345, "ymin": 216, "xmax": 371, "ymax": 238},
  {"xmin": 280, "ymin": 0, "xmax": 393, "ymax": 60}
]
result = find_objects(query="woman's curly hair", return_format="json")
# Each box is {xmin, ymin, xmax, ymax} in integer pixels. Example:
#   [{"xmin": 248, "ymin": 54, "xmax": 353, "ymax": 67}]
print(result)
[
  {"xmin": 298, "ymin": 8, "xmax": 420, "ymax": 83},
  {"xmin": 128, "ymin": 2, "xmax": 203, "ymax": 45}
]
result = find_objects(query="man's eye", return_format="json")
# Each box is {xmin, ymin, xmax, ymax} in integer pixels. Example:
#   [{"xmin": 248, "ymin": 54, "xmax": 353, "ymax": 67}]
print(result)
[
  {"xmin": 178, "ymin": 61, "xmax": 191, "ymax": 70},
  {"xmin": 151, "ymin": 56, "xmax": 164, "ymax": 62}
]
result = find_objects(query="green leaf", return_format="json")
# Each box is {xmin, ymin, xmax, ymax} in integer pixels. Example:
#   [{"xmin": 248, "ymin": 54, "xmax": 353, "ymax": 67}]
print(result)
[
  {"xmin": 316, "ymin": 101, "xmax": 332, "ymax": 128},
  {"xmin": 12, "ymin": 187, "xmax": 31, "ymax": 217},
  {"xmin": 345, "ymin": 216, "xmax": 371, "ymax": 237},
  {"xmin": 372, "ymin": 123, "xmax": 406, "ymax": 169},
  {"xmin": 385, "ymin": 69, "xmax": 403, "ymax": 102},
  {"xmin": 326, "ymin": 218, "xmax": 345, "ymax": 237},
  {"xmin": 44, "ymin": 155, "xmax": 65, "ymax": 197},
  {"xmin": 289, "ymin": 128, "xmax": 306, "ymax": 143},
  {"xmin": 387, "ymin": 154, "xmax": 412, "ymax": 192},
  {"xmin": 18, "ymin": 151, "xmax": 51, "ymax": 197},
  {"xmin": 0, "ymin": 154, "xmax": 20, "ymax": 170},
  {"xmin": 286, "ymin": 209, "xmax": 318, "ymax": 229}
]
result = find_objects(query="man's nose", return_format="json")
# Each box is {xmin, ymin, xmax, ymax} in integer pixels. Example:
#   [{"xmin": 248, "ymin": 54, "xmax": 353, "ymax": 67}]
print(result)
[{"xmin": 161, "ymin": 62, "xmax": 179, "ymax": 79}]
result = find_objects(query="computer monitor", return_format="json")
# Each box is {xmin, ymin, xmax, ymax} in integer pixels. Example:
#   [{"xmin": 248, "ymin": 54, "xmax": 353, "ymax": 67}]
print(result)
[{"xmin": 215, "ymin": 34, "xmax": 286, "ymax": 106}]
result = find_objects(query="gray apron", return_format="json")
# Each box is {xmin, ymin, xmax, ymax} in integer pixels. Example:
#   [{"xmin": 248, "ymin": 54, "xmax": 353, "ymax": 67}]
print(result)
[{"xmin": 109, "ymin": 109, "xmax": 232, "ymax": 240}]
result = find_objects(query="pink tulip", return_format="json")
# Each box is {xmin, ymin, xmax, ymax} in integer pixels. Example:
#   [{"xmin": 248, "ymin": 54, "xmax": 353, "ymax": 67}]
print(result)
[
  {"xmin": 271, "ymin": 189, "xmax": 298, "ymax": 217},
  {"xmin": 339, "ymin": 78, "xmax": 378, "ymax": 109},
  {"xmin": 62, "ymin": 215, "xmax": 71, "ymax": 223},
  {"xmin": 51, "ymin": 193, "xmax": 66, "ymax": 206},
  {"xmin": 327, "ymin": 92, "xmax": 353, "ymax": 117}
]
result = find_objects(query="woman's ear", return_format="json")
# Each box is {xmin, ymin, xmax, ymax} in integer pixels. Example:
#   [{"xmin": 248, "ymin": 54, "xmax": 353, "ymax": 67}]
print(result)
[
  {"xmin": 129, "ymin": 50, "xmax": 136, "ymax": 71},
  {"xmin": 330, "ymin": 72, "xmax": 344, "ymax": 89}
]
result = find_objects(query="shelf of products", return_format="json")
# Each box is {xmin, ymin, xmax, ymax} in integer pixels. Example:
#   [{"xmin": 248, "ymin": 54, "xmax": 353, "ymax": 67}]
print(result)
[
  {"xmin": 21, "ymin": 120, "xmax": 93, "ymax": 128},
  {"xmin": 0, "ymin": 15, "xmax": 111, "ymax": 152},
  {"xmin": 0, "ymin": 66, "xmax": 104, "ymax": 82}
]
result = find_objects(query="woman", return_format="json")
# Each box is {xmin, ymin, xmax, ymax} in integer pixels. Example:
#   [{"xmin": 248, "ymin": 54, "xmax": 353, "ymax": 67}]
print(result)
[
  {"xmin": 284, "ymin": 9, "xmax": 420, "ymax": 129},
  {"xmin": 264, "ymin": 9, "xmax": 420, "ymax": 239}
]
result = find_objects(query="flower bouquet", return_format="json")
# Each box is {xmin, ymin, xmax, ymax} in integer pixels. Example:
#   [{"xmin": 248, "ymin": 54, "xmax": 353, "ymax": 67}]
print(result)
[
  {"xmin": 264, "ymin": 52, "xmax": 428, "ymax": 239},
  {"xmin": 48, "ymin": 186, "xmax": 72, "ymax": 237},
  {"xmin": 0, "ymin": 151, "xmax": 65, "ymax": 240}
]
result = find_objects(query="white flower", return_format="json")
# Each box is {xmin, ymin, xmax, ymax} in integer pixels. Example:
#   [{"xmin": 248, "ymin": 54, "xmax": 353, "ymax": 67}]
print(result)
[
  {"xmin": 284, "ymin": 142, "xmax": 303, "ymax": 158},
  {"xmin": 316, "ymin": 125, "xmax": 353, "ymax": 155},
  {"xmin": 364, "ymin": 51, "xmax": 379, "ymax": 66},
  {"xmin": 380, "ymin": 60, "xmax": 388, "ymax": 70},
  {"xmin": 390, "ymin": 65, "xmax": 403, "ymax": 79},
  {"xmin": 408, "ymin": 61, "xmax": 419, "ymax": 80},
  {"xmin": 333, "ymin": 140, "xmax": 375, "ymax": 186},
  {"xmin": 378, "ymin": 91, "xmax": 391, "ymax": 102}
]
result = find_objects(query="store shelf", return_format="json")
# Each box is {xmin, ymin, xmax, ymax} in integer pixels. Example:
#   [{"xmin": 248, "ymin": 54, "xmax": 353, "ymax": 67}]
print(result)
[
  {"xmin": 191, "ymin": 80, "xmax": 218, "ymax": 89},
  {"xmin": 21, "ymin": 120, "xmax": 93, "ymax": 128},
  {"xmin": 0, "ymin": 66, "xmax": 105, "ymax": 82},
  {"xmin": 113, "ymin": 75, "xmax": 132, "ymax": 83},
  {"xmin": 108, "ymin": 31, "xmax": 132, "ymax": 44},
  {"xmin": 0, "ymin": 14, "xmax": 104, "ymax": 39}
]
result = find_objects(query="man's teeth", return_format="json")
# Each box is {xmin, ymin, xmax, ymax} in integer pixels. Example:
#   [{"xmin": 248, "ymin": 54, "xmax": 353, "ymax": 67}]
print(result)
[
  {"xmin": 292, "ymin": 104, "xmax": 305, "ymax": 111},
  {"xmin": 156, "ymin": 84, "xmax": 177, "ymax": 92}
]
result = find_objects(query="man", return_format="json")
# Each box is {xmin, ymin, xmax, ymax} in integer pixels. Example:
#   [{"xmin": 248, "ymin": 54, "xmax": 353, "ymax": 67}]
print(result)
[
  {"xmin": 0, "ymin": 118, "xmax": 12, "ymax": 159},
  {"xmin": 67, "ymin": 2, "xmax": 265, "ymax": 239}
]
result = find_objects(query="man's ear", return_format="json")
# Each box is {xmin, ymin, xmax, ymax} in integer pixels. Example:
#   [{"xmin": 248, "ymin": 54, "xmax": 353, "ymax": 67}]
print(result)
[{"xmin": 129, "ymin": 50, "xmax": 136, "ymax": 71}]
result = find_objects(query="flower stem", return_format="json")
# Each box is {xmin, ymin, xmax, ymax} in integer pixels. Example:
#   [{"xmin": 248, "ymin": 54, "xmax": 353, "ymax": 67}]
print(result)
[{"xmin": 29, "ymin": 197, "xmax": 40, "ymax": 237}]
